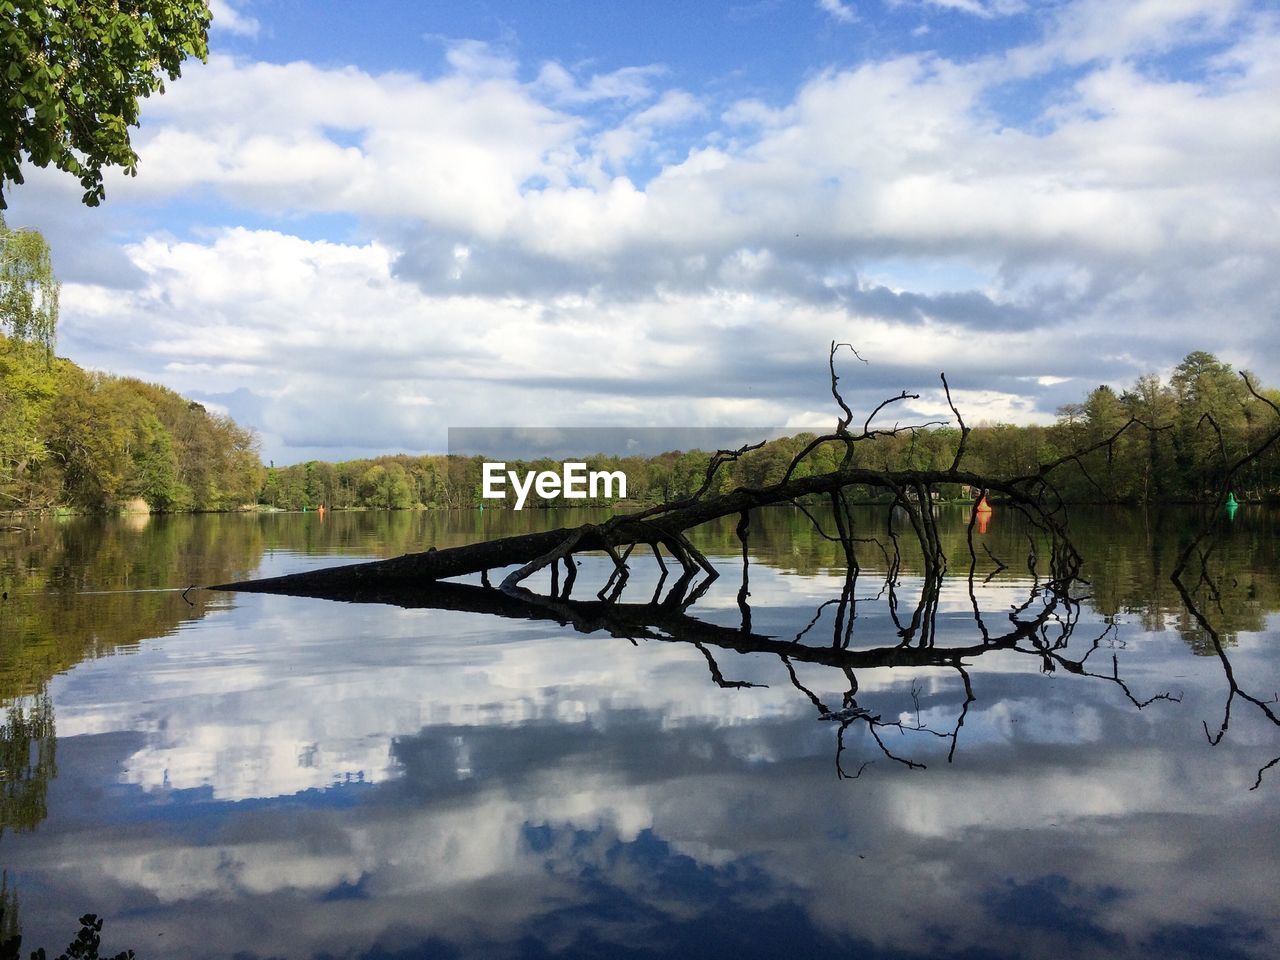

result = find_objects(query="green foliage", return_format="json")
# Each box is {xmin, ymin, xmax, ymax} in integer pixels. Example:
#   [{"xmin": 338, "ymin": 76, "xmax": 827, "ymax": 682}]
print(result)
[
  {"xmin": 0, "ymin": 214, "xmax": 57, "ymax": 352},
  {"xmin": 126, "ymin": 412, "xmax": 181, "ymax": 509},
  {"xmin": 359, "ymin": 462, "xmax": 414, "ymax": 510},
  {"xmin": 911, "ymin": 352, "xmax": 1280, "ymax": 504},
  {"xmin": 0, "ymin": 340, "xmax": 263, "ymax": 511},
  {"xmin": 0, "ymin": 332, "xmax": 54, "ymax": 501},
  {"xmin": 137, "ymin": 392, "xmax": 262, "ymax": 511},
  {"xmin": 0, "ymin": 0, "xmax": 211, "ymax": 207},
  {"xmin": 0, "ymin": 215, "xmax": 56, "ymax": 504},
  {"xmin": 1121, "ymin": 373, "xmax": 1178, "ymax": 500},
  {"xmin": 41, "ymin": 363, "xmax": 131, "ymax": 509}
]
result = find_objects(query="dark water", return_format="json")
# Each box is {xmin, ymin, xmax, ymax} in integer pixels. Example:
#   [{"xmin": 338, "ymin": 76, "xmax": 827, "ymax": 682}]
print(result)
[{"xmin": 1, "ymin": 506, "xmax": 1278, "ymax": 960}]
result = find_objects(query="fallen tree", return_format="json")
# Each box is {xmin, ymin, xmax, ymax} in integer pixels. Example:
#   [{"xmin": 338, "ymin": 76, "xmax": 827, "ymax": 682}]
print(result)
[
  {"xmin": 215, "ymin": 345, "xmax": 1114, "ymax": 597},
  {"xmin": 213, "ymin": 344, "xmax": 1280, "ymax": 603}
]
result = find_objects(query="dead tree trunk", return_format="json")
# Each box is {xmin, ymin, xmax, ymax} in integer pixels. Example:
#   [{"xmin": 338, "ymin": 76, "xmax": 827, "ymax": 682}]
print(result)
[{"xmin": 212, "ymin": 465, "xmax": 1075, "ymax": 594}]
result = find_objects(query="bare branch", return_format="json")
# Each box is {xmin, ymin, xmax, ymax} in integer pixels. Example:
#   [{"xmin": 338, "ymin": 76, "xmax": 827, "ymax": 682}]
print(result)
[
  {"xmin": 941, "ymin": 372, "xmax": 970, "ymax": 473},
  {"xmin": 829, "ymin": 340, "xmax": 865, "ymax": 434}
]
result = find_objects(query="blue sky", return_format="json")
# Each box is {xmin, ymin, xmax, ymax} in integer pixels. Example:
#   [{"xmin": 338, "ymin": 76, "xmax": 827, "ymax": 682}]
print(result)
[
  {"xmin": 7, "ymin": 0, "xmax": 1279, "ymax": 463},
  {"xmin": 213, "ymin": 1, "xmax": 1037, "ymax": 94}
]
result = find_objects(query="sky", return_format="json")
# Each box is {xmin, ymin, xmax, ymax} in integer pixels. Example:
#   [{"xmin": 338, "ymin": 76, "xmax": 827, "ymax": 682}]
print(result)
[{"xmin": 6, "ymin": 0, "xmax": 1280, "ymax": 464}]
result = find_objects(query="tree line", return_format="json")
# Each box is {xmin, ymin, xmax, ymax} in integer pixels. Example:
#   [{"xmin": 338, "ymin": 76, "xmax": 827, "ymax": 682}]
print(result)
[
  {"xmin": 6, "ymin": 341, "xmax": 1278, "ymax": 515},
  {"xmin": 264, "ymin": 351, "xmax": 1280, "ymax": 511}
]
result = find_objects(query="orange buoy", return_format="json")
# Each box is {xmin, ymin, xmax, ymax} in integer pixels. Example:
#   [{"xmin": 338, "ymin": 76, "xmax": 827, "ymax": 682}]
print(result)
[{"xmin": 975, "ymin": 494, "xmax": 993, "ymax": 534}]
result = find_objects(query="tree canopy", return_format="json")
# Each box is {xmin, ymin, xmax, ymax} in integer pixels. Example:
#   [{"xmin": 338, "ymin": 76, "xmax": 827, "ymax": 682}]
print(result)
[
  {"xmin": 0, "ymin": 211, "xmax": 57, "ymax": 351},
  {"xmin": 0, "ymin": 0, "xmax": 211, "ymax": 208}
]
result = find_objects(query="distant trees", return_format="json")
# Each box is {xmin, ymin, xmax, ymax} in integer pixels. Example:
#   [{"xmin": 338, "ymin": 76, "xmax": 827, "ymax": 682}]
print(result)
[
  {"xmin": 1168, "ymin": 351, "xmax": 1252, "ymax": 495},
  {"xmin": 7, "ymin": 341, "xmax": 1278, "ymax": 514},
  {"xmin": 962, "ymin": 353, "xmax": 1279, "ymax": 503},
  {"xmin": 0, "ymin": 0, "xmax": 212, "ymax": 207},
  {"xmin": 253, "ymin": 357, "xmax": 1280, "ymax": 514},
  {"xmin": 0, "ymin": 333, "xmax": 54, "ymax": 500},
  {"xmin": 359, "ymin": 462, "xmax": 413, "ymax": 510},
  {"xmin": 1121, "ymin": 373, "xmax": 1177, "ymax": 501}
]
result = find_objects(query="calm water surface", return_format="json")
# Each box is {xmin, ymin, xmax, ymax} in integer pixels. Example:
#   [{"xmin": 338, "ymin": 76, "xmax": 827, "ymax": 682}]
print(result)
[{"xmin": 1, "ymin": 506, "xmax": 1278, "ymax": 959}]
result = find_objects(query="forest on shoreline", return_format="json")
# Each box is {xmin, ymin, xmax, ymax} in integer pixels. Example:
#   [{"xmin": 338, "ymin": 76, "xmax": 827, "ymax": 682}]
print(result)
[
  {"xmin": 1, "ymin": 331, "xmax": 263, "ymax": 513},
  {"xmin": 4, "ymin": 329, "xmax": 1279, "ymax": 514}
]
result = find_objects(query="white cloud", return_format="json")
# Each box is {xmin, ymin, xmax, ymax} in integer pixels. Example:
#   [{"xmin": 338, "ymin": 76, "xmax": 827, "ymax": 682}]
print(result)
[
  {"xmin": 441, "ymin": 38, "xmax": 520, "ymax": 79},
  {"xmin": 1013, "ymin": 0, "xmax": 1252, "ymax": 70},
  {"xmin": 100, "ymin": 24, "xmax": 1277, "ymax": 273},
  {"xmin": 534, "ymin": 61, "xmax": 668, "ymax": 106},
  {"xmin": 920, "ymin": 0, "xmax": 1027, "ymax": 18},
  {"xmin": 591, "ymin": 89, "xmax": 705, "ymax": 170},
  {"xmin": 56, "ymin": 225, "xmax": 1118, "ymax": 463},
  {"xmin": 209, "ymin": 0, "xmax": 259, "ymax": 37},
  {"xmin": 817, "ymin": 0, "xmax": 857, "ymax": 25}
]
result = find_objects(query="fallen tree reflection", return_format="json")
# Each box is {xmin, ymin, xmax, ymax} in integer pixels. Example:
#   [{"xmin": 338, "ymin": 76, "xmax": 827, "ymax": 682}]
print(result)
[{"xmin": 241, "ymin": 529, "xmax": 1191, "ymax": 778}]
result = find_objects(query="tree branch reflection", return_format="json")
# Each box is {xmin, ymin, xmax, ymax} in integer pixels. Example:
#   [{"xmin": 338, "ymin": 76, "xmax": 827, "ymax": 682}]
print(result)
[
  {"xmin": 1174, "ymin": 545, "xmax": 1280, "ymax": 790},
  {"xmin": 250, "ymin": 532, "xmax": 1201, "ymax": 778}
]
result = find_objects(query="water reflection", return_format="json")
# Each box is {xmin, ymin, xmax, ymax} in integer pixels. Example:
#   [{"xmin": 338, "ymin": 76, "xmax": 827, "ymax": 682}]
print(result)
[
  {"xmin": 0, "ymin": 507, "xmax": 1278, "ymax": 959},
  {"xmin": 228, "ymin": 503, "xmax": 1228, "ymax": 779},
  {"xmin": 233, "ymin": 523, "xmax": 1197, "ymax": 782},
  {"xmin": 1173, "ymin": 543, "xmax": 1280, "ymax": 791},
  {"xmin": 0, "ymin": 693, "xmax": 54, "ymax": 837}
]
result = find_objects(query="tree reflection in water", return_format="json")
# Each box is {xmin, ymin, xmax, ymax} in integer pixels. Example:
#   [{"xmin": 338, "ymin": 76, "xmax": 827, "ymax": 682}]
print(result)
[
  {"xmin": 0, "ymin": 897, "xmax": 133, "ymax": 960},
  {"xmin": 0, "ymin": 692, "xmax": 55, "ymax": 838}
]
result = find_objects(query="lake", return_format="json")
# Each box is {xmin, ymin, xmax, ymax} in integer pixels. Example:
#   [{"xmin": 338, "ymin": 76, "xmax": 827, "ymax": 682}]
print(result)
[{"xmin": 2, "ymin": 505, "xmax": 1278, "ymax": 960}]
